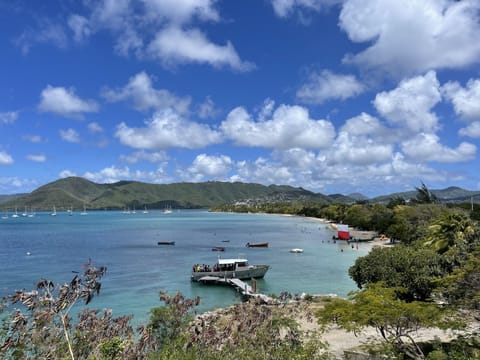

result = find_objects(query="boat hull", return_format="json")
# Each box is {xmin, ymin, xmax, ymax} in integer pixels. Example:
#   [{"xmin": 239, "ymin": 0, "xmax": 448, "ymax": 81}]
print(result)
[
  {"xmin": 245, "ymin": 242, "xmax": 269, "ymax": 248},
  {"xmin": 191, "ymin": 265, "xmax": 269, "ymax": 282}
]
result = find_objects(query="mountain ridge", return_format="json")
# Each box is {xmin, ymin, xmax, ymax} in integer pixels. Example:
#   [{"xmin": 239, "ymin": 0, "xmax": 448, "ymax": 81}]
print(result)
[{"xmin": 1, "ymin": 177, "xmax": 479, "ymax": 210}]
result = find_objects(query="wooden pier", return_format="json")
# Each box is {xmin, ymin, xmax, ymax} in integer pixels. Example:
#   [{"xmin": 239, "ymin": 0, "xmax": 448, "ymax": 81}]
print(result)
[{"xmin": 198, "ymin": 276, "xmax": 272, "ymax": 302}]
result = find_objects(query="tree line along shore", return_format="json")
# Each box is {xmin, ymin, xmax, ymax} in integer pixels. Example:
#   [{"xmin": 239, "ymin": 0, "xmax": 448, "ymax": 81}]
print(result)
[{"xmin": 2, "ymin": 185, "xmax": 480, "ymax": 359}]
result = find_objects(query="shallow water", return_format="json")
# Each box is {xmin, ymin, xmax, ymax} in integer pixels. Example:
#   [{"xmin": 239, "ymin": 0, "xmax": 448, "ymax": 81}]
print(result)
[{"xmin": 0, "ymin": 210, "xmax": 367, "ymax": 324}]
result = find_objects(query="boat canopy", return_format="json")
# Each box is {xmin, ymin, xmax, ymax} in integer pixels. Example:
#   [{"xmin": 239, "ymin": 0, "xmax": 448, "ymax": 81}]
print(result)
[{"xmin": 217, "ymin": 258, "xmax": 248, "ymax": 265}]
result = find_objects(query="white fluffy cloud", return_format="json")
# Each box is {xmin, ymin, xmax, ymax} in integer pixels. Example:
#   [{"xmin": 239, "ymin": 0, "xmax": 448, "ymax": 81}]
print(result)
[
  {"xmin": 147, "ymin": 26, "xmax": 254, "ymax": 71},
  {"xmin": 59, "ymin": 128, "xmax": 80, "ymax": 143},
  {"xmin": 83, "ymin": 165, "xmax": 171, "ymax": 184},
  {"xmin": 296, "ymin": 70, "xmax": 365, "ymax": 104},
  {"xmin": 443, "ymin": 78, "xmax": 480, "ymax": 121},
  {"xmin": 88, "ymin": 122, "xmax": 104, "ymax": 133},
  {"xmin": 271, "ymin": 0, "xmax": 341, "ymax": 18},
  {"xmin": 328, "ymin": 131, "xmax": 393, "ymax": 165},
  {"xmin": 15, "ymin": 20, "xmax": 68, "ymax": 54},
  {"xmin": 340, "ymin": 0, "xmax": 480, "ymax": 77},
  {"xmin": 401, "ymin": 133, "xmax": 476, "ymax": 163},
  {"xmin": 115, "ymin": 110, "xmax": 222, "ymax": 150},
  {"xmin": 26, "ymin": 154, "xmax": 47, "ymax": 162},
  {"xmin": 221, "ymin": 104, "xmax": 335, "ymax": 149},
  {"xmin": 142, "ymin": 0, "xmax": 220, "ymax": 24},
  {"xmin": 340, "ymin": 112, "xmax": 384, "ymax": 137},
  {"xmin": 68, "ymin": 14, "xmax": 91, "ymax": 42},
  {"xmin": 0, "ymin": 151, "xmax": 14, "ymax": 165},
  {"xmin": 120, "ymin": 150, "xmax": 169, "ymax": 164},
  {"xmin": 0, "ymin": 111, "xmax": 18, "ymax": 124},
  {"xmin": 185, "ymin": 154, "xmax": 233, "ymax": 181},
  {"xmin": 38, "ymin": 85, "xmax": 98, "ymax": 118},
  {"xmin": 103, "ymin": 71, "xmax": 191, "ymax": 114},
  {"xmin": 459, "ymin": 122, "xmax": 480, "ymax": 138},
  {"xmin": 374, "ymin": 71, "xmax": 441, "ymax": 133},
  {"xmin": 66, "ymin": 0, "xmax": 251, "ymax": 71}
]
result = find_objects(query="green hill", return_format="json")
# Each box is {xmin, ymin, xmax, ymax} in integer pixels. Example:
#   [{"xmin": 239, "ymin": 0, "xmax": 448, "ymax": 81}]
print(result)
[{"xmin": 0, "ymin": 177, "xmax": 336, "ymax": 211}]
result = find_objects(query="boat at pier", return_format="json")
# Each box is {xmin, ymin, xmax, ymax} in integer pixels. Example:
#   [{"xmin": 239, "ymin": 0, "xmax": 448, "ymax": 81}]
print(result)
[{"xmin": 191, "ymin": 257, "xmax": 269, "ymax": 282}]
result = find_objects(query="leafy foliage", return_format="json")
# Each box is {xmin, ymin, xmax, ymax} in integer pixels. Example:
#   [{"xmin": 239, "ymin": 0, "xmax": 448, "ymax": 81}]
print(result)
[
  {"xmin": 316, "ymin": 283, "xmax": 460, "ymax": 359},
  {"xmin": 349, "ymin": 245, "xmax": 443, "ymax": 301}
]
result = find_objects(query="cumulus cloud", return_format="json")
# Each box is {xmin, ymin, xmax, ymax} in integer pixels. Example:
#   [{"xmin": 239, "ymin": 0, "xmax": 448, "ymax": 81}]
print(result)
[
  {"xmin": 68, "ymin": 14, "xmax": 91, "ymax": 42},
  {"xmin": 83, "ymin": 165, "xmax": 171, "ymax": 184},
  {"xmin": 0, "ymin": 151, "xmax": 14, "ymax": 165},
  {"xmin": 102, "ymin": 71, "xmax": 191, "ymax": 114},
  {"xmin": 147, "ymin": 27, "xmax": 254, "ymax": 71},
  {"xmin": 401, "ymin": 133, "xmax": 476, "ymax": 163},
  {"xmin": 297, "ymin": 70, "xmax": 365, "ymax": 104},
  {"xmin": 15, "ymin": 21, "xmax": 68, "ymax": 54},
  {"xmin": 23, "ymin": 135, "xmax": 45, "ymax": 143},
  {"xmin": 59, "ymin": 128, "xmax": 80, "ymax": 143},
  {"xmin": 26, "ymin": 154, "xmax": 47, "ymax": 162},
  {"xmin": 221, "ymin": 104, "xmax": 335, "ymax": 149},
  {"xmin": 459, "ymin": 122, "xmax": 480, "ymax": 138},
  {"xmin": 328, "ymin": 131, "xmax": 393, "ymax": 165},
  {"xmin": 339, "ymin": 0, "xmax": 480, "ymax": 77},
  {"xmin": 197, "ymin": 96, "xmax": 220, "ymax": 119},
  {"xmin": 0, "ymin": 111, "xmax": 18, "ymax": 124},
  {"xmin": 184, "ymin": 153, "xmax": 233, "ymax": 181},
  {"xmin": 120, "ymin": 150, "xmax": 169, "ymax": 164},
  {"xmin": 88, "ymin": 122, "xmax": 104, "ymax": 133},
  {"xmin": 60, "ymin": 170, "xmax": 77, "ymax": 178},
  {"xmin": 443, "ymin": 78, "xmax": 480, "ymax": 120},
  {"xmin": 340, "ymin": 112, "xmax": 384, "ymax": 136},
  {"xmin": 115, "ymin": 109, "xmax": 222, "ymax": 150},
  {"xmin": 142, "ymin": 0, "xmax": 220, "ymax": 25},
  {"xmin": 374, "ymin": 71, "xmax": 441, "ymax": 133},
  {"xmin": 38, "ymin": 85, "xmax": 99, "ymax": 118},
  {"xmin": 0, "ymin": 177, "xmax": 38, "ymax": 193},
  {"xmin": 271, "ymin": 0, "xmax": 341, "ymax": 18}
]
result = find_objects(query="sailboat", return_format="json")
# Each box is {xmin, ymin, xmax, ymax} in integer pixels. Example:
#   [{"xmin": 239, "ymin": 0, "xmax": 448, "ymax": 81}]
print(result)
[
  {"xmin": 11, "ymin": 207, "xmax": 19, "ymax": 218},
  {"xmin": 163, "ymin": 202, "xmax": 172, "ymax": 214},
  {"xmin": 143, "ymin": 205, "xmax": 149, "ymax": 214},
  {"xmin": 50, "ymin": 205, "xmax": 57, "ymax": 216},
  {"xmin": 1, "ymin": 210, "xmax": 8, "ymax": 219},
  {"xmin": 22, "ymin": 206, "xmax": 28, "ymax": 217},
  {"xmin": 80, "ymin": 204, "xmax": 88, "ymax": 215}
]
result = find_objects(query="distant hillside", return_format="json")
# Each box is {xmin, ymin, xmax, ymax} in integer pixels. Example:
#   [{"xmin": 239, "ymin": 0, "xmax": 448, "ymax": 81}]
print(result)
[
  {"xmin": 372, "ymin": 186, "xmax": 480, "ymax": 204},
  {"xmin": 0, "ymin": 177, "xmax": 339, "ymax": 211},
  {"xmin": 0, "ymin": 193, "xmax": 26, "ymax": 204}
]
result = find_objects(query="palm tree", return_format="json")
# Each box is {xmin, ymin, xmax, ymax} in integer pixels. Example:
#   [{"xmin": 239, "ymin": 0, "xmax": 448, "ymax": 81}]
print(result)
[{"xmin": 414, "ymin": 182, "xmax": 438, "ymax": 204}]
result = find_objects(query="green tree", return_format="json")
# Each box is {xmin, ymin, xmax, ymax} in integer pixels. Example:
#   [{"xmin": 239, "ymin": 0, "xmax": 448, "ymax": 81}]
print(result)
[
  {"xmin": 414, "ymin": 182, "xmax": 439, "ymax": 204},
  {"xmin": 316, "ymin": 283, "xmax": 460, "ymax": 359},
  {"xmin": 349, "ymin": 245, "xmax": 443, "ymax": 301}
]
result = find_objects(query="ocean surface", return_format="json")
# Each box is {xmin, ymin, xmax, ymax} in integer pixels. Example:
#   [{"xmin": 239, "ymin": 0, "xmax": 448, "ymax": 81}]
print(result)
[{"xmin": 0, "ymin": 210, "xmax": 368, "ymax": 325}]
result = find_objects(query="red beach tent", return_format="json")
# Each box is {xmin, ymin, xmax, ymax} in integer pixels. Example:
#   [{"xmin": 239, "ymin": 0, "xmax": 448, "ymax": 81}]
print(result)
[{"xmin": 337, "ymin": 224, "xmax": 350, "ymax": 240}]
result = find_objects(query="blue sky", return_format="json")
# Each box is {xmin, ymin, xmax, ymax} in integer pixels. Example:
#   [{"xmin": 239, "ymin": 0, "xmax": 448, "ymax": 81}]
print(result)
[{"xmin": 1, "ymin": 0, "xmax": 480, "ymax": 197}]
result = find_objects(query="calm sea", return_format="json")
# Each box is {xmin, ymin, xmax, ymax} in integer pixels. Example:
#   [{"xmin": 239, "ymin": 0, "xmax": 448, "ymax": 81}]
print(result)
[{"xmin": 0, "ymin": 210, "xmax": 367, "ymax": 324}]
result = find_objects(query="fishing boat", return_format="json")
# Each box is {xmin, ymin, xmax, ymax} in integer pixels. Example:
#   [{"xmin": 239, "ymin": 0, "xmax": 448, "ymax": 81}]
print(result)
[
  {"xmin": 191, "ymin": 257, "xmax": 269, "ymax": 282},
  {"xmin": 245, "ymin": 242, "xmax": 269, "ymax": 248},
  {"xmin": 157, "ymin": 241, "xmax": 175, "ymax": 245},
  {"xmin": 211, "ymin": 246, "xmax": 225, "ymax": 252},
  {"xmin": 289, "ymin": 248, "xmax": 304, "ymax": 253}
]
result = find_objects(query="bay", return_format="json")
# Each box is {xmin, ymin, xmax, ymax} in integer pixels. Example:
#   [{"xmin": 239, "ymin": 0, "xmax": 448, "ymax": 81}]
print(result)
[{"xmin": 0, "ymin": 210, "xmax": 367, "ymax": 325}]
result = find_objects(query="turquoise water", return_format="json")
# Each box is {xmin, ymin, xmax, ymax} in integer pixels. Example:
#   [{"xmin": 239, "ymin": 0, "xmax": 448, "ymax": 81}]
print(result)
[{"xmin": 0, "ymin": 210, "xmax": 367, "ymax": 324}]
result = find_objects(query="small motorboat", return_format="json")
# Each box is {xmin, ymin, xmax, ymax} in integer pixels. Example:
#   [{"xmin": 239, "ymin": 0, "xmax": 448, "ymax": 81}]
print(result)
[
  {"xmin": 289, "ymin": 248, "xmax": 304, "ymax": 253},
  {"xmin": 157, "ymin": 241, "xmax": 175, "ymax": 245},
  {"xmin": 245, "ymin": 242, "xmax": 269, "ymax": 248},
  {"xmin": 211, "ymin": 246, "xmax": 225, "ymax": 252}
]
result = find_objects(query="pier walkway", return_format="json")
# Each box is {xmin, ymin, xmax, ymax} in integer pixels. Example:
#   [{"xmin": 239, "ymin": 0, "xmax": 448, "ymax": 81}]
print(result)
[{"xmin": 198, "ymin": 276, "xmax": 272, "ymax": 302}]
